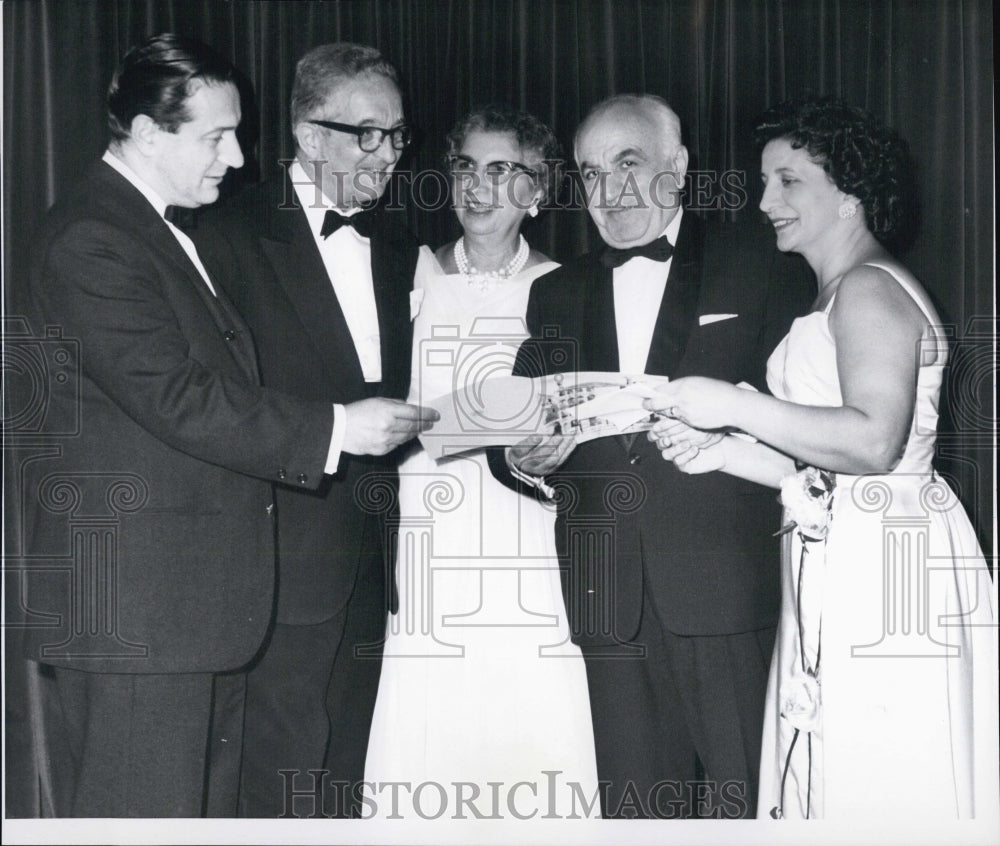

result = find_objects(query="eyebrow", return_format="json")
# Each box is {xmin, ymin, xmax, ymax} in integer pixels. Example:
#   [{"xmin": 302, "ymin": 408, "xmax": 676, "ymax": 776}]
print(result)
[
  {"xmin": 578, "ymin": 147, "xmax": 647, "ymax": 171},
  {"xmin": 612, "ymin": 147, "xmax": 646, "ymax": 163},
  {"xmin": 348, "ymin": 117, "xmax": 407, "ymax": 128}
]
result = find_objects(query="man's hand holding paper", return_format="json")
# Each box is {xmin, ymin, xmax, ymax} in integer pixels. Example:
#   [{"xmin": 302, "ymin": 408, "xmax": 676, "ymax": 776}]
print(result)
[{"xmin": 507, "ymin": 432, "xmax": 578, "ymax": 476}]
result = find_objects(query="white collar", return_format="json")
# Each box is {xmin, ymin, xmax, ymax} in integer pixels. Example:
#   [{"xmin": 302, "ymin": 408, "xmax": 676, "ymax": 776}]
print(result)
[{"xmin": 289, "ymin": 158, "xmax": 365, "ymax": 238}]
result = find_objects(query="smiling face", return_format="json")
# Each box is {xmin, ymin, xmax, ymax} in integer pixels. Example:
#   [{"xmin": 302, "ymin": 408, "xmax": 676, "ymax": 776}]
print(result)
[
  {"xmin": 574, "ymin": 102, "xmax": 688, "ymax": 248},
  {"xmin": 147, "ymin": 80, "xmax": 244, "ymax": 208},
  {"xmin": 759, "ymin": 137, "xmax": 850, "ymax": 258},
  {"xmin": 294, "ymin": 72, "xmax": 404, "ymax": 208},
  {"xmin": 451, "ymin": 129, "xmax": 542, "ymax": 242}
]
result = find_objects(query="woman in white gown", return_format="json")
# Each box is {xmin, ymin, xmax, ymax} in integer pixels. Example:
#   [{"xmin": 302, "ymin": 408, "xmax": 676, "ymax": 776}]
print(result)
[
  {"xmin": 645, "ymin": 98, "xmax": 998, "ymax": 821},
  {"xmin": 363, "ymin": 106, "xmax": 599, "ymax": 817}
]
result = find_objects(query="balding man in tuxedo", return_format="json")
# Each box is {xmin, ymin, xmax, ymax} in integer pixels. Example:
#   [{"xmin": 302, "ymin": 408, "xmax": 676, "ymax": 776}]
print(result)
[{"xmin": 492, "ymin": 94, "xmax": 813, "ymax": 818}]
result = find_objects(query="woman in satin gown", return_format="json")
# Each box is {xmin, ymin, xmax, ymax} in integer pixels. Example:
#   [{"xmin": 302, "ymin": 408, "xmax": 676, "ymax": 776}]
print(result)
[
  {"xmin": 363, "ymin": 106, "xmax": 599, "ymax": 817},
  {"xmin": 645, "ymin": 98, "xmax": 998, "ymax": 821}
]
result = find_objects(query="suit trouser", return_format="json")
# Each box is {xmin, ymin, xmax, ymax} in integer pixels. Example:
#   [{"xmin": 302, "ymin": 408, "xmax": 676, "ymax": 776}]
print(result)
[
  {"xmin": 580, "ymin": 591, "xmax": 775, "ymax": 819},
  {"xmin": 40, "ymin": 663, "xmax": 245, "ymax": 817},
  {"xmin": 237, "ymin": 557, "xmax": 385, "ymax": 818}
]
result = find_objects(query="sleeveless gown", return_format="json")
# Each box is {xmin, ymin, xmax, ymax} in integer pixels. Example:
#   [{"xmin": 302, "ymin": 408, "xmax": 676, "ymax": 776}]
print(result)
[
  {"xmin": 363, "ymin": 247, "xmax": 600, "ymax": 815},
  {"xmin": 758, "ymin": 262, "xmax": 999, "ymax": 820}
]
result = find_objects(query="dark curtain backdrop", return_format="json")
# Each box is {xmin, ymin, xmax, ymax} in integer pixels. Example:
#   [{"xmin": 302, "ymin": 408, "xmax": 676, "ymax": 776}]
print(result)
[{"xmin": 3, "ymin": 0, "xmax": 995, "ymax": 818}]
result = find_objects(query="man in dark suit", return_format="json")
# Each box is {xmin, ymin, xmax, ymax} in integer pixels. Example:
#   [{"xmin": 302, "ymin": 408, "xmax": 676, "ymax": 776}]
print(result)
[
  {"xmin": 195, "ymin": 43, "xmax": 419, "ymax": 818},
  {"xmin": 18, "ymin": 34, "xmax": 431, "ymax": 818},
  {"xmin": 491, "ymin": 94, "xmax": 813, "ymax": 818}
]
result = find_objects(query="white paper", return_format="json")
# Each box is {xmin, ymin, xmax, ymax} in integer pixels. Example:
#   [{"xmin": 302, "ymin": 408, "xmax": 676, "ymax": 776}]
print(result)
[{"xmin": 420, "ymin": 371, "xmax": 670, "ymax": 460}]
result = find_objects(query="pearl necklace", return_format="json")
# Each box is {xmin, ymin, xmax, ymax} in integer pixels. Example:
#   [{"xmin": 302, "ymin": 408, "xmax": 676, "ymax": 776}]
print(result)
[{"xmin": 454, "ymin": 235, "xmax": 529, "ymax": 292}]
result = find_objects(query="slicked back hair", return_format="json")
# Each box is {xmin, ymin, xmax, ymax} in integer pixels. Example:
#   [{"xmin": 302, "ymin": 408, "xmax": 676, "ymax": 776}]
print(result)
[{"xmin": 107, "ymin": 33, "xmax": 236, "ymax": 143}]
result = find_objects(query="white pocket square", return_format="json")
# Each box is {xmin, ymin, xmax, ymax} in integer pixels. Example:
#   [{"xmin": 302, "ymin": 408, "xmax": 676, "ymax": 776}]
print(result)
[
  {"xmin": 410, "ymin": 288, "xmax": 425, "ymax": 321},
  {"xmin": 699, "ymin": 313, "xmax": 738, "ymax": 325}
]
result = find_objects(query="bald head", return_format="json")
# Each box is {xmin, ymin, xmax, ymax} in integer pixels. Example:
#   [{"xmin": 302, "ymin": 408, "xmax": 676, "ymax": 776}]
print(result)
[{"xmin": 575, "ymin": 94, "xmax": 683, "ymax": 162}]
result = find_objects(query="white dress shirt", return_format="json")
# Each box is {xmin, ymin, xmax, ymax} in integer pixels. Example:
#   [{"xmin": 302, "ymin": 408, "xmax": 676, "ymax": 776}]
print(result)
[
  {"xmin": 289, "ymin": 160, "xmax": 382, "ymax": 381},
  {"xmin": 290, "ymin": 159, "xmax": 387, "ymax": 471},
  {"xmin": 507, "ymin": 211, "xmax": 685, "ymax": 493},
  {"xmin": 613, "ymin": 209, "xmax": 683, "ymax": 373}
]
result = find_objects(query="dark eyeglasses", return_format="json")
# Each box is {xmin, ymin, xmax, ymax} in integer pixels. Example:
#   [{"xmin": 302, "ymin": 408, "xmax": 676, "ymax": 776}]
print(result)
[
  {"xmin": 446, "ymin": 155, "xmax": 537, "ymax": 184},
  {"xmin": 308, "ymin": 120, "xmax": 412, "ymax": 152}
]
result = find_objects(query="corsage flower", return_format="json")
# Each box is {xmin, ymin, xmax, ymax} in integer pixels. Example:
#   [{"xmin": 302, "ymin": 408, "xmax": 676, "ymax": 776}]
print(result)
[
  {"xmin": 779, "ymin": 668, "xmax": 822, "ymax": 733},
  {"xmin": 778, "ymin": 466, "xmax": 836, "ymax": 541}
]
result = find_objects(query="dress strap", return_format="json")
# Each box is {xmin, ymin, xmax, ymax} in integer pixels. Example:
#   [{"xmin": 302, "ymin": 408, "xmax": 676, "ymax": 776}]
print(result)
[
  {"xmin": 861, "ymin": 262, "xmax": 937, "ymax": 324},
  {"xmin": 862, "ymin": 261, "xmax": 945, "ymax": 363}
]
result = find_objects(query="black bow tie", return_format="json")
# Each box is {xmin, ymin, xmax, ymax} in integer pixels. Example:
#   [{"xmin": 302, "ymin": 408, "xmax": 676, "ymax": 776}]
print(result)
[
  {"xmin": 600, "ymin": 235, "xmax": 674, "ymax": 268},
  {"xmin": 320, "ymin": 207, "xmax": 379, "ymax": 239},
  {"xmin": 164, "ymin": 205, "xmax": 197, "ymax": 231}
]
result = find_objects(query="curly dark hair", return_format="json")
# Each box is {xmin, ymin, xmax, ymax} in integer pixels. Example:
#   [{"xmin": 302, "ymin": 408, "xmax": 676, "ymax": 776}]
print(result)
[
  {"xmin": 446, "ymin": 104, "xmax": 564, "ymax": 205},
  {"xmin": 753, "ymin": 97, "xmax": 917, "ymax": 246}
]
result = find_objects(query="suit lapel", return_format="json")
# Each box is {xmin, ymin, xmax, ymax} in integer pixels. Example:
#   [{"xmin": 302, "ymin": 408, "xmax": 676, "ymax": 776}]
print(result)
[
  {"xmin": 581, "ymin": 215, "xmax": 702, "ymax": 452},
  {"xmin": 582, "ymin": 259, "xmax": 620, "ymax": 371},
  {"xmin": 261, "ymin": 183, "xmax": 368, "ymax": 393},
  {"xmin": 577, "ymin": 257, "xmax": 633, "ymax": 455},
  {"xmin": 97, "ymin": 163, "xmax": 260, "ymax": 381},
  {"xmin": 644, "ymin": 212, "xmax": 702, "ymax": 377},
  {"xmin": 162, "ymin": 241, "xmax": 261, "ymax": 381},
  {"xmin": 369, "ymin": 221, "xmax": 413, "ymax": 399}
]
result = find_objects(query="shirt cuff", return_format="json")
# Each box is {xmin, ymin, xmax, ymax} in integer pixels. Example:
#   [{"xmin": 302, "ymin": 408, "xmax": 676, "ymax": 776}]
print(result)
[
  {"xmin": 325, "ymin": 403, "xmax": 346, "ymax": 474},
  {"xmin": 504, "ymin": 447, "xmax": 555, "ymax": 499}
]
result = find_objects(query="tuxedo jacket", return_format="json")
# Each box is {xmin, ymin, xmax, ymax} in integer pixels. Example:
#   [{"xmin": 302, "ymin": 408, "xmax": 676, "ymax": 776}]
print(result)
[
  {"xmin": 195, "ymin": 177, "xmax": 418, "ymax": 625},
  {"xmin": 492, "ymin": 212, "xmax": 814, "ymax": 644},
  {"xmin": 20, "ymin": 161, "xmax": 333, "ymax": 674}
]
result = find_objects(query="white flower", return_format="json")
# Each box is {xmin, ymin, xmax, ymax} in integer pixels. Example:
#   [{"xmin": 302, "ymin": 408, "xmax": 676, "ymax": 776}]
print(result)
[
  {"xmin": 779, "ymin": 669, "xmax": 822, "ymax": 733},
  {"xmin": 779, "ymin": 466, "xmax": 836, "ymax": 541}
]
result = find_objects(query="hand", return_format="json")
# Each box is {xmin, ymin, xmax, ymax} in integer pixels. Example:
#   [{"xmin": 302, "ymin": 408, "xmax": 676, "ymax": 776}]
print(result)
[
  {"xmin": 507, "ymin": 432, "xmax": 576, "ymax": 476},
  {"xmin": 342, "ymin": 398, "xmax": 439, "ymax": 456},
  {"xmin": 643, "ymin": 376, "xmax": 741, "ymax": 431},
  {"xmin": 647, "ymin": 417, "xmax": 725, "ymax": 452},
  {"xmin": 651, "ymin": 432, "xmax": 727, "ymax": 474},
  {"xmin": 647, "ymin": 417, "xmax": 726, "ymax": 474}
]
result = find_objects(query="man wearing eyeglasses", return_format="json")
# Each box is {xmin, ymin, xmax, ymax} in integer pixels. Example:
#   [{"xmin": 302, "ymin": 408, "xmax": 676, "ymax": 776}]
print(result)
[{"xmin": 196, "ymin": 43, "xmax": 421, "ymax": 818}]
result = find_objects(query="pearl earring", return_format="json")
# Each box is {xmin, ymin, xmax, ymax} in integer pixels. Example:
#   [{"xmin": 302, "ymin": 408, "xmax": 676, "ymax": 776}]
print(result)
[
  {"xmin": 838, "ymin": 201, "xmax": 858, "ymax": 220},
  {"xmin": 527, "ymin": 205, "xmax": 539, "ymax": 218}
]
